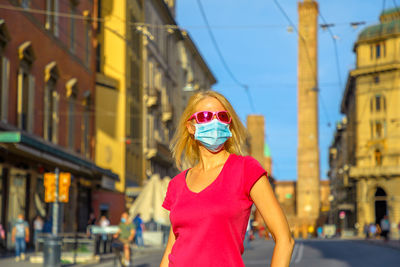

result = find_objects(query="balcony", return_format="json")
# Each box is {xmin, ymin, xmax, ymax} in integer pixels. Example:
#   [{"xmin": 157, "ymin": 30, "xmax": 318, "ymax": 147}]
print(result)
[
  {"xmin": 349, "ymin": 165, "xmax": 400, "ymax": 178},
  {"xmin": 145, "ymin": 138, "xmax": 173, "ymax": 166},
  {"xmin": 144, "ymin": 87, "xmax": 159, "ymax": 108}
]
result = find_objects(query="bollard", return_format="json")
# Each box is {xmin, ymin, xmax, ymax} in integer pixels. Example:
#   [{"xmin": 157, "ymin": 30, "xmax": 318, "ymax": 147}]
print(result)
[{"xmin": 43, "ymin": 236, "xmax": 62, "ymax": 267}]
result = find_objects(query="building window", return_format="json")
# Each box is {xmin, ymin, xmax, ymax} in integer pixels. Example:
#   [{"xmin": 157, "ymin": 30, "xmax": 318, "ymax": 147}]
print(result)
[
  {"xmin": 66, "ymin": 79, "xmax": 77, "ymax": 150},
  {"xmin": 370, "ymin": 45, "xmax": 373, "ymax": 60},
  {"xmin": 371, "ymin": 94, "xmax": 386, "ymax": 113},
  {"xmin": 85, "ymin": 18, "xmax": 91, "ymax": 66},
  {"xmin": 383, "ymin": 42, "xmax": 386, "ymax": 57},
  {"xmin": 45, "ymin": 0, "xmax": 59, "ymax": 36},
  {"xmin": 69, "ymin": 2, "xmax": 77, "ymax": 53},
  {"xmin": 97, "ymin": 0, "xmax": 102, "ymax": 34},
  {"xmin": 376, "ymin": 44, "xmax": 381, "ymax": 58},
  {"xmin": 43, "ymin": 62, "xmax": 59, "ymax": 143},
  {"xmin": 0, "ymin": 56, "xmax": 9, "ymax": 122},
  {"xmin": 374, "ymin": 76, "xmax": 379, "ymax": 83},
  {"xmin": 21, "ymin": 0, "xmax": 30, "ymax": 8},
  {"xmin": 370, "ymin": 121, "xmax": 374, "ymax": 139},
  {"xmin": 17, "ymin": 42, "xmax": 35, "ymax": 132},
  {"xmin": 82, "ymin": 92, "xmax": 91, "ymax": 158},
  {"xmin": 371, "ymin": 120, "xmax": 387, "ymax": 139},
  {"xmin": 375, "ymin": 149, "xmax": 382, "ymax": 166},
  {"xmin": 375, "ymin": 95, "xmax": 381, "ymax": 111},
  {"xmin": 96, "ymin": 43, "xmax": 101, "ymax": 73},
  {"xmin": 375, "ymin": 121, "xmax": 382, "ymax": 137},
  {"xmin": 0, "ymin": 20, "xmax": 10, "ymax": 122}
]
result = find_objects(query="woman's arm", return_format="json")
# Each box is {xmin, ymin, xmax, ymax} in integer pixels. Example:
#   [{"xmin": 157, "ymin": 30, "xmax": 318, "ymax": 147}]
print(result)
[
  {"xmin": 160, "ymin": 227, "xmax": 176, "ymax": 267},
  {"xmin": 250, "ymin": 175, "xmax": 295, "ymax": 267}
]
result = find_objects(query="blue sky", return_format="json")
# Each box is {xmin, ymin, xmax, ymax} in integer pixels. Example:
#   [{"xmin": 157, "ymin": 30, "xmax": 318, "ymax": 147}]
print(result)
[{"xmin": 176, "ymin": 0, "xmax": 389, "ymax": 180}]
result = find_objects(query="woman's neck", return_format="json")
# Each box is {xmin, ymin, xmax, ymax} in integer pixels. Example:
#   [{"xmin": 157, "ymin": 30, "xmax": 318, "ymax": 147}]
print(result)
[{"xmin": 197, "ymin": 147, "xmax": 230, "ymax": 171}]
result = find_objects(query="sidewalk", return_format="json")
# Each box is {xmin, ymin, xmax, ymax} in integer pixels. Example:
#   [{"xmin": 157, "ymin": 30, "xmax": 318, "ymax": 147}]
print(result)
[{"xmin": 0, "ymin": 246, "xmax": 164, "ymax": 267}]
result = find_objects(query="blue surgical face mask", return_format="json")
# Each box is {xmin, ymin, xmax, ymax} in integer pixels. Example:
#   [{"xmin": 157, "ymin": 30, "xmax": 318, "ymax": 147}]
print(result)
[
  {"xmin": 194, "ymin": 119, "xmax": 232, "ymax": 152},
  {"xmin": 121, "ymin": 218, "xmax": 126, "ymax": 223}
]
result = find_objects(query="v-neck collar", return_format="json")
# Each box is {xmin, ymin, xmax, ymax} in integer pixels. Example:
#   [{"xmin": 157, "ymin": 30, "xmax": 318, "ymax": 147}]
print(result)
[{"xmin": 184, "ymin": 154, "xmax": 233, "ymax": 195}]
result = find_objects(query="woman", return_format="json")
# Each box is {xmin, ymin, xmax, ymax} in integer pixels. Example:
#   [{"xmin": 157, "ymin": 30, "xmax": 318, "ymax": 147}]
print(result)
[{"xmin": 160, "ymin": 91, "xmax": 294, "ymax": 267}]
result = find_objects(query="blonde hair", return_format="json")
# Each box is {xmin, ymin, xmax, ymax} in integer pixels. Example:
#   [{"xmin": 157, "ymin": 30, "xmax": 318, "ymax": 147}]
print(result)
[{"xmin": 170, "ymin": 90, "xmax": 247, "ymax": 170}]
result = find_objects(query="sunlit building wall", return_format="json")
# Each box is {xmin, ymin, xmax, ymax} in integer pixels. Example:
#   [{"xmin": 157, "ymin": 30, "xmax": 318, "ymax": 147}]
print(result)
[{"xmin": 338, "ymin": 7, "xmax": 400, "ymax": 239}]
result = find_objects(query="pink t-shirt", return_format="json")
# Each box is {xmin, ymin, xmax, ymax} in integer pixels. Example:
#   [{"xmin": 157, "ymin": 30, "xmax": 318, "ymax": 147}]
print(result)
[{"xmin": 162, "ymin": 154, "xmax": 267, "ymax": 267}]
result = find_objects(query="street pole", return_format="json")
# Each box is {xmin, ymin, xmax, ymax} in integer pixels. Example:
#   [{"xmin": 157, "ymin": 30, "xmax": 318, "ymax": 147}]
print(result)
[
  {"xmin": 43, "ymin": 168, "xmax": 61, "ymax": 267},
  {"xmin": 52, "ymin": 168, "xmax": 59, "ymax": 236}
]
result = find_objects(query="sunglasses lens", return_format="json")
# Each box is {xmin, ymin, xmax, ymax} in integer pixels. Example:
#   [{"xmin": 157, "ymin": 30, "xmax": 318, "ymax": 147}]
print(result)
[
  {"xmin": 217, "ymin": 111, "xmax": 230, "ymax": 123},
  {"xmin": 197, "ymin": 111, "xmax": 213, "ymax": 123}
]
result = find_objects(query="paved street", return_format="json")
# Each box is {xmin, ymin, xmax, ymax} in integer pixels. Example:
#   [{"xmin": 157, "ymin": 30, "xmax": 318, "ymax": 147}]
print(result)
[{"xmin": 1, "ymin": 239, "xmax": 399, "ymax": 267}]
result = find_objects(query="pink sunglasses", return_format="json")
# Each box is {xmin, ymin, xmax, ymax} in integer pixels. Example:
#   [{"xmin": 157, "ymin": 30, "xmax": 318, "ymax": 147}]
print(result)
[{"xmin": 188, "ymin": 110, "xmax": 232, "ymax": 124}]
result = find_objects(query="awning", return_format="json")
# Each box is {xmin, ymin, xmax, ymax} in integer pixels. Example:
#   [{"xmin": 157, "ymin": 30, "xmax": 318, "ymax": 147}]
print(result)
[
  {"xmin": 0, "ymin": 131, "xmax": 119, "ymax": 182},
  {"xmin": 129, "ymin": 174, "xmax": 171, "ymax": 225}
]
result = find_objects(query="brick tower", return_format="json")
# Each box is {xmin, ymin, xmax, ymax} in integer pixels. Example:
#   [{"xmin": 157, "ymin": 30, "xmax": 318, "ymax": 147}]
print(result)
[{"xmin": 296, "ymin": 0, "xmax": 320, "ymax": 236}]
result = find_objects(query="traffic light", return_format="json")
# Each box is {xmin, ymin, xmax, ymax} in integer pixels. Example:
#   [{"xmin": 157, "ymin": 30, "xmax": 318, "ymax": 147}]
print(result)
[
  {"xmin": 59, "ymin": 172, "xmax": 71, "ymax": 203},
  {"xmin": 44, "ymin": 173, "xmax": 56, "ymax": 203}
]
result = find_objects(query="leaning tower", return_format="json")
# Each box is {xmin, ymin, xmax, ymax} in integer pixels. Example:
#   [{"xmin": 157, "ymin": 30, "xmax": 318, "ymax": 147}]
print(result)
[{"xmin": 296, "ymin": 0, "xmax": 321, "ymax": 237}]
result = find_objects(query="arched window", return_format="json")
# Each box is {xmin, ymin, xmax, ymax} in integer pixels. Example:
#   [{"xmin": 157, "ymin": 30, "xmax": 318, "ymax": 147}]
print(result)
[
  {"xmin": 43, "ymin": 61, "xmax": 59, "ymax": 143},
  {"xmin": 82, "ymin": 91, "xmax": 91, "ymax": 158},
  {"xmin": 17, "ymin": 41, "xmax": 35, "ymax": 132},
  {"xmin": 0, "ymin": 20, "xmax": 10, "ymax": 122}
]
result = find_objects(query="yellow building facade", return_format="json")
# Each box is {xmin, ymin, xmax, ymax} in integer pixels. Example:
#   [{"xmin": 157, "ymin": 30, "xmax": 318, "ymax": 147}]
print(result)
[
  {"xmin": 342, "ymin": 8, "xmax": 400, "ymax": 239},
  {"xmin": 95, "ymin": 0, "xmax": 131, "ymax": 192}
]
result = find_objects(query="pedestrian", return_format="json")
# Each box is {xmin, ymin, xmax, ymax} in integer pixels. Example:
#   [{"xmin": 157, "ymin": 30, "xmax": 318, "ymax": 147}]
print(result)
[
  {"xmin": 376, "ymin": 223, "xmax": 382, "ymax": 239},
  {"xmin": 0, "ymin": 222, "xmax": 5, "ymax": 255},
  {"xmin": 369, "ymin": 223, "xmax": 377, "ymax": 239},
  {"xmin": 42, "ymin": 216, "xmax": 52, "ymax": 233},
  {"xmin": 317, "ymin": 226, "xmax": 323, "ymax": 238},
  {"xmin": 159, "ymin": 91, "xmax": 294, "ymax": 267},
  {"xmin": 86, "ymin": 212, "xmax": 96, "ymax": 237},
  {"xmin": 243, "ymin": 219, "xmax": 252, "ymax": 249},
  {"xmin": 363, "ymin": 223, "xmax": 369, "ymax": 239},
  {"xmin": 133, "ymin": 213, "xmax": 145, "ymax": 247},
  {"xmin": 380, "ymin": 215, "xmax": 390, "ymax": 241},
  {"xmin": 11, "ymin": 214, "xmax": 29, "ymax": 262},
  {"xmin": 398, "ymin": 221, "xmax": 400, "ymax": 241},
  {"xmin": 113, "ymin": 212, "xmax": 135, "ymax": 266},
  {"xmin": 99, "ymin": 215, "xmax": 110, "ymax": 253},
  {"xmin": 33, "ymin": 215, "xmax": 44, "ymax": 250}
]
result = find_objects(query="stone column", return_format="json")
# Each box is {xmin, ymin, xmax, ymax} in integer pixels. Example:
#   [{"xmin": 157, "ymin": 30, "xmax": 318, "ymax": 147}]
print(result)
[{"xmin": 296, "ymin": 0, "xmax": 320, "ymax": 230}]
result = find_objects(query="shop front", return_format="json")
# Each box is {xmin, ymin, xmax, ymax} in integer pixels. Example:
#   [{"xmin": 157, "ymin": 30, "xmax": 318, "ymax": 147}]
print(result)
[{"xmin": 0, "ymin": 131, "xmax": 119, "ymax": 249}]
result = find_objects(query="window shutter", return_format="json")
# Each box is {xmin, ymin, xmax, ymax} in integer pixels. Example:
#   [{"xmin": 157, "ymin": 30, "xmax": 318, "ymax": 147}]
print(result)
[
  {"xmin": 54, "ymin": 0, "xmax": 59, "ymax": 37},
  {"xmin": 28, "ymin": 74, "xmax": 35, "ymax": 133},
  {"xmin": 43, "ymin": 85, "xmax": 49, "ymax": 140},
  {"xmin": 52, "ymin": 91, "xmax": 59, "ymax": 144},
  {"xmin": 17, "ymin": 68, "xmax": 23, "ymax": 128},
  {"xmin": 1, "ymin": 57, "xmax": 9, "ymax": 122}
]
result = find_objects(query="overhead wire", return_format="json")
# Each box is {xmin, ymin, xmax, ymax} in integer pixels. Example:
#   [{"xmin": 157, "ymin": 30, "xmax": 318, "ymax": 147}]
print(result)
[
  {"xmin": 195, "ymin": 0, "xmax": 255, "ymax": 113},
  {"xmin": 0, "ymin": 3, "xmax": 373, "ymax": 32},
  {"xmin": 272, "ymin": 0, "xmax": 333, "ymax": 128},
  {"xmin": 318, "ymin": 11, "xmax": 343, "ymax": 90}
]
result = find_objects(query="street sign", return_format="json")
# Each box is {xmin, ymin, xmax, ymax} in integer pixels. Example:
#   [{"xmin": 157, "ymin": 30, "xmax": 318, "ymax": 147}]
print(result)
[
  {"xmin": 44, "ymin": 172, "xmax": 71, "ymax": 203},
  {"xmin": 44, "ymin": 173, "xmax": 56, "ymax": 203},
  {"xmin": 59, "ymin": 172, "xmax": 71, "ymax": 203}
]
